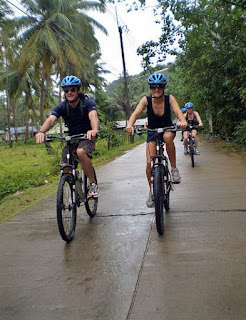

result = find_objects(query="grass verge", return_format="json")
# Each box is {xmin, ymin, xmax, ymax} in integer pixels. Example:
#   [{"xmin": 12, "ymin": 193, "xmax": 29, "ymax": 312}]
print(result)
[
  {"xmin": 200, "ymin": 135, "xmax": 246, "ymax": 160},
  {"xmin": 0, "ymin": 138, "xmax": 144, "ymax": 223}
]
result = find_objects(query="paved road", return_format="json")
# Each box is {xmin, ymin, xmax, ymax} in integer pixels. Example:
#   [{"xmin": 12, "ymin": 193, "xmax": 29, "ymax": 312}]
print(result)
[{"xmin": 1, "ymin": 136, "xmax": 246, "ymax": 320}]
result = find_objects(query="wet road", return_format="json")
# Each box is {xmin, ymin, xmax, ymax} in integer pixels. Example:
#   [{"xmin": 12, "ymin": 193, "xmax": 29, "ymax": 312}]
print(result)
[{"xmin": 1, "ymin": 136, "xmax": 246, "ymax": 320}]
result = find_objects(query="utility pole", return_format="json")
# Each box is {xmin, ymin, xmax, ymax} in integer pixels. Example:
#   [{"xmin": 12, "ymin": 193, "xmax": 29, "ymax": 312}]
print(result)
[{"xmin": 116, "ymin": 7, "xmax": 131, "ymax": 127}]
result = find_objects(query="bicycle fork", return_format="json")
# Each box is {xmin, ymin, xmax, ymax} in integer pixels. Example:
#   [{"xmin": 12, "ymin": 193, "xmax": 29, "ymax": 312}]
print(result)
[
  {"xmin": 151, "ymin": 155, "xmax": 165, "ymax": 197},
  {"xmin": 60, "ymin": 165, "xmax": 77, "ymax": 206}
]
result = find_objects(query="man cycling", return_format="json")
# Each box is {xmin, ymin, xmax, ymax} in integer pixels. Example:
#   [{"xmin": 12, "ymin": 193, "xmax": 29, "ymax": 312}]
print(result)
[
  {"xmin": 126, "ymin": 73, "xmax": 187, "ymax": 207},
  {"xmin": 183, "ymin": 102, "xmax": 203, "ymax": 155},
  {"xmin": 35, "ymin": 75, "xmax": 99, "ymax": 197}
]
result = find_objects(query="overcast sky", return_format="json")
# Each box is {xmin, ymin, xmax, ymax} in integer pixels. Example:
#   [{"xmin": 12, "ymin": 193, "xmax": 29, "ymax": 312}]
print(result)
[
  {"xmin": 95, "ymin": 1, "xmax": 175, "ymax": 82},
  {"xmin": 9, "ymin": 0, "xmax": 175, "ymax": 83}
]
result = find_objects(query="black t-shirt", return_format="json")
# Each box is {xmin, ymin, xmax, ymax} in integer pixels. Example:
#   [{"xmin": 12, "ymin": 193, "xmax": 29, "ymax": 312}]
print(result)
[{"xmin": 51, "ymin": 98, "xmax": 97, "ymax": 135}]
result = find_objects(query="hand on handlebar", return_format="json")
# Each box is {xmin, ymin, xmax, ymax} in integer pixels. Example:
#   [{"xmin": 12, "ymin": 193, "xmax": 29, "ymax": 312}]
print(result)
[
  {"xmin": 179, "ymin": 120, "xmax": 188, "ymax": 130},
  {"xmin": 35, "ymin": 131, "xmax": 45, "ymax": 144},
  {"xmin": 87, "ymin": 129, "xmax": 98, "ymax": 140},
  {"xmin": 126, "ymin": 125, "xmax": 134, "ymax": 135}
]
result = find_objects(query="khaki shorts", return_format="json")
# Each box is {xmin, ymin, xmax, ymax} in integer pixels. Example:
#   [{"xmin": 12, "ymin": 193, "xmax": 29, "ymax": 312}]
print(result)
[{"xmin": 61, "ymin": 139, "xmax": 96, "ymax": 163}]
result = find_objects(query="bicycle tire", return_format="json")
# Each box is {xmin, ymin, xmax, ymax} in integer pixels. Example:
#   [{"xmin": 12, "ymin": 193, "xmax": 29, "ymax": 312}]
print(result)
[
  {"xmin": 57, "ymin": 174, "xmax": 77, "ymax": 242},
  {"xmin": 83, "ymin": 169, "xmax": 98, "ymax": 217},
  {"xmin": 153, "ymin": 165, "xmax": 164, "ymax": 235},
  {"xmin": 163, "ymin": 167, "xmax": 170, "ymax": 211},
  {"xmin": 190, "ymin": 138, "xmax": 195, "ymax": 167}
]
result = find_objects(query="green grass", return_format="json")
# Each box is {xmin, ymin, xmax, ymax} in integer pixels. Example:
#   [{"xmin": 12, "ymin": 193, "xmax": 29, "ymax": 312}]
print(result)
[
  {"xmin": 201, "ymin": 136, "xmax": 246, "ymax": 159},
  {"xmin": 0, "ymin": 135, "xmax": 145, "ymax": 223}
]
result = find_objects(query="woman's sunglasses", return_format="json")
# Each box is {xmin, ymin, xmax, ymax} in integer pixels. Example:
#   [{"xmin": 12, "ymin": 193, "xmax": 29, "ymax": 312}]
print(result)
[
  {"xmin": 149, "ymin": 84, "xmax": 165, "ymax": 89},
  {"xmin": 64, "ymin": 87, "xmax": 77, "ymax": 93}
]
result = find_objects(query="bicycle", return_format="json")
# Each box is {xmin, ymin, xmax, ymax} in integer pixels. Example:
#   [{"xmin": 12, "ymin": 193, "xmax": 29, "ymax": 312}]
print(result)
[
  {"xmin": 184, "ymin": 124, "xmax": 200, "ymax": 167},
  {"xmin": 46, "ymin": 133, "xmax": 98, "ymax": 242},
  {"xmin": 135, "ymin": 125, "xmax": 176, "ymax": 235}
]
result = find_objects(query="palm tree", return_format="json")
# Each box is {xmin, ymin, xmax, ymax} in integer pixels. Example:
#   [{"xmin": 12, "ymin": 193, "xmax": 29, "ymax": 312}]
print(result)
[
  {"xmin": 7, "ymin": 66, "xmax": 40, "ymax": 140},
  {"xmin": 0, "ymin": 15, "xmax": 16, "ymax": 146},
  {"xmin": 14, "ymin": 0, "xmax": 107, "ymax": 124}
]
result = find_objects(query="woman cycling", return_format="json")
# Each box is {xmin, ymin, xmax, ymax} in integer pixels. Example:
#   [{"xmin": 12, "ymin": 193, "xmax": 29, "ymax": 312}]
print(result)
[
  {"xmin": 183, "ymin": 102, "xmax": 203, "ymax": 155},
  {"xmin": 126, "ymin": 73, "xmax": 187, "ymax": 207}
]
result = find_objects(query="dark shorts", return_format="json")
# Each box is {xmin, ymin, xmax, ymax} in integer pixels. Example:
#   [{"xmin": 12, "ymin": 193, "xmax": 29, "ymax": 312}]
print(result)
[
  {"xmin": 61, "ymin": 139, "xmax": 96, "ymax": 163},
  {"xmin": 147, "ymin": 131, "xmax": 176, "ymax": 143}
]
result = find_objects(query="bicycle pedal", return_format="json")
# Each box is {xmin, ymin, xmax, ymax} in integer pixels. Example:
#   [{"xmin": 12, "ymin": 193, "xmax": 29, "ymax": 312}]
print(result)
[
  {"xmin": 172, "ymin": 180, "xmax": 181, "ymax": 185},
  {"xmin": 87, "ymin": 196, "xmax": 97, "ymax": 200}
]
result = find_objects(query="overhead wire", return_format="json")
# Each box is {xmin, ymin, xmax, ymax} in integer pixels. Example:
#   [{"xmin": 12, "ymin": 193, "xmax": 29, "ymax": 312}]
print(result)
[
  {"xmin": 6, "ymin": 0, "xmax": 166, "ymax": 84},
  {"xmin": 6, "ymin": 0, "xmax": 122, "ymax": 79}
]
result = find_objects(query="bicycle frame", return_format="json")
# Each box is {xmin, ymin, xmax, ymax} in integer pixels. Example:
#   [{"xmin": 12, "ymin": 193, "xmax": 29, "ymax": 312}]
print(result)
[
  {"xmin": 184, "ymin": 125, "xmax": 199, "ymax": 167},
  {"xmin": 45, "ymin": 133, "xmax": 98, "ymax": 242},
  {"xmin": 47, "ymin": 133, "xmax": 87, "ymax": 203},
  {"xmin": 135, "ymin": 126, "xmax": 176, "ymax": 235}
]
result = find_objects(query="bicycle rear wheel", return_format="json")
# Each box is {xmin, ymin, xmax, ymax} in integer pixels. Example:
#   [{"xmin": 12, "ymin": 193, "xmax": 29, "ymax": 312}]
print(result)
[
  {"xmin": 57, "ymin": 174, "xmax": 77, "ymax": 242},
  {"xmin": 190, "ymin": 139, "xmax": 195, "ymax": 167},
  {"xmin": 153, "ymin": 165, "xmax": 164, "ymax": 235},
  {"xmin": 83, "ymin": 169, "xmax": 98, "ymax": 217}
]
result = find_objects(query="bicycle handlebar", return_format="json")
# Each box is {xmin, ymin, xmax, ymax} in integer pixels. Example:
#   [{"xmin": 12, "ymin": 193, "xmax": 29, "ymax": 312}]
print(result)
[
  {"xmin": 184, "ymin": 124, "xmax": 203, "ymax": 131},
  {"xmin": 45, "ymin": 133, "xmax": 88, "ymax": 142},
  {"xmin": 134, "ymin": 125, "xmax": 177, "ymax": 135}
]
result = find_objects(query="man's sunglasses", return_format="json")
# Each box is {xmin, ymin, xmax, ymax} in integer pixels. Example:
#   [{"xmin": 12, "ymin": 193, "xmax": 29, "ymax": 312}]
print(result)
[
  {"xmin": 64, "ymin": 87, "xmax": 77, "ymax": 93},
  {"xmin": 149, "ymin": 84, "xmax": 165, "ymax": 89}
]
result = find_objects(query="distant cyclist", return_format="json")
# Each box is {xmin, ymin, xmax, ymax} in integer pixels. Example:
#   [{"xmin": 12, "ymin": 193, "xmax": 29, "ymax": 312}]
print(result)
[
  {"xmin": 183, "ymin": 102, "xmax": 203, "ymax": 155},
  {"xmin": 126, "ymin": 73, "xmax": 187, "ymax": 207},
  {"xmin": 35, "ymin": 75, "xmax": 99, "ymax": 197},
  {"xmin": 180, "ymin": 107, "xmax": 187, "ymax": 142}
]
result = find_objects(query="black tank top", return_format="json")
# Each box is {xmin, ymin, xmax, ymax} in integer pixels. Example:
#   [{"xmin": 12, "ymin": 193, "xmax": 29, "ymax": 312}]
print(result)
[
  {"xmin": 186, "ymin": 112, "xmax": 198, "ymax": 125},
  {"xmin": 146, "ymin": 95, "xmax": 172, "ymax": 128}
]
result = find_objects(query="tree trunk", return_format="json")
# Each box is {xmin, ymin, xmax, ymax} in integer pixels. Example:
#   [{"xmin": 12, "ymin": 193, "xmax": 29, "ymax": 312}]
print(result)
[
  {"xmin": 40, "ymin": 76, "xmax": 45, "ymax": 125},
  {"xmin": 5, "ymin": 57, "xmax": 12, "ymax": 147},
  {"xmin": 25, "ymin": 94, "xmax": 29, "ymax": 141},
  {"xmin": 12, "ymin": 101, "xmax": 18, "ymax": 141}
]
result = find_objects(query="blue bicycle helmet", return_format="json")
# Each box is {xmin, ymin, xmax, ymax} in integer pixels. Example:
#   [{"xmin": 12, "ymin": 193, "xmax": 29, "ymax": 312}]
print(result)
[
  {"xmin": 61, "ymin": 75, "xmax": 81, "ymax": 88},
  {"xmin": 147, "ymin": 73, "xmax": 167, "ymax": 85},
  {"xmin": 184, "ymin": 102, "xmax": 194, "ymax": 109},
  {"xmin": 181, "ymin": 107, "xmax": 187, "ymax": 112}
]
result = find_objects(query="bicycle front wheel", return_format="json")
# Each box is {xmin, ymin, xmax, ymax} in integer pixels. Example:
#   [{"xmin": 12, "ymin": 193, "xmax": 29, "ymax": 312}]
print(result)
[
  {"xmin": 57, "ymin": 174, "xmax": 77, "ymax": 242},
  {"xmin": 83, "ymin": 169, "xmax": 98, "ymax": 217},
  {"xmin": 190, "ymin": 139, "xmax": 195, "ymax": 167},
  {"xmin": 153, "ymin": 165, "xmax": 164, "ymax": 235}
]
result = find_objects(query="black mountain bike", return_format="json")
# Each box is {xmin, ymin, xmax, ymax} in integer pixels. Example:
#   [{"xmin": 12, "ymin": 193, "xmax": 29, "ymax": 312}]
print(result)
[
  {"xmin": 46, "ymin": 133, "xmax": 98, "ymax": 242},
  {"xmin": 185, "ymin": 124, "xmax": 200, "ymax": 167},
  {"xmin": 135, "ymin": 126, "xmax": 176, "ymax": 235}
]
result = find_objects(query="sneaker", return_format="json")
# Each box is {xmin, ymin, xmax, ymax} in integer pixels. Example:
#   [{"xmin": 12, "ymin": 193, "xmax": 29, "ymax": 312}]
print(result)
[
  {"xmin": 171, "ymin": 168, "xmax": 181, "ymax": 184},
  {"xmin": 146, "ymin": 191, "xmax": 154, "ymax": 208},
  {"xmin": 88, "ymin": 183, "xmax": 98, "ymax": 198},
  {"xmin": 184, "ymin": 148, "xmax": 188, "ymax": 155},
  {"xmin": 194, "ymin": 149, "xmax": 200, "ymax": 155}
]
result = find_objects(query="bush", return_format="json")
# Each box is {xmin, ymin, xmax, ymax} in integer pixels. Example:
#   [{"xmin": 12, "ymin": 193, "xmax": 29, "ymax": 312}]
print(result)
[
  {"xmin": 233, "ymin": 121, "xmax": 246, "ymax": 144},
  {"xmin": 98, "ymin": 122, "xmax": 127, "ymax": 149}
]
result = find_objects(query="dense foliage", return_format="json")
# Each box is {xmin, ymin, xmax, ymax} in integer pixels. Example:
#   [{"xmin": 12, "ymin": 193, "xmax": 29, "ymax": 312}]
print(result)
[{"xmin": 111, "ymin": 0, "xmax": 246, "ymax": 140}]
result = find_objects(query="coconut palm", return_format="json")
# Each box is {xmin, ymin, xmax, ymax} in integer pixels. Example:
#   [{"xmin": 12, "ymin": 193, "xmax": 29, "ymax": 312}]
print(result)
[{"xmin": 14, "ymin": 0, "xmax": 107, "ymax": 124}]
